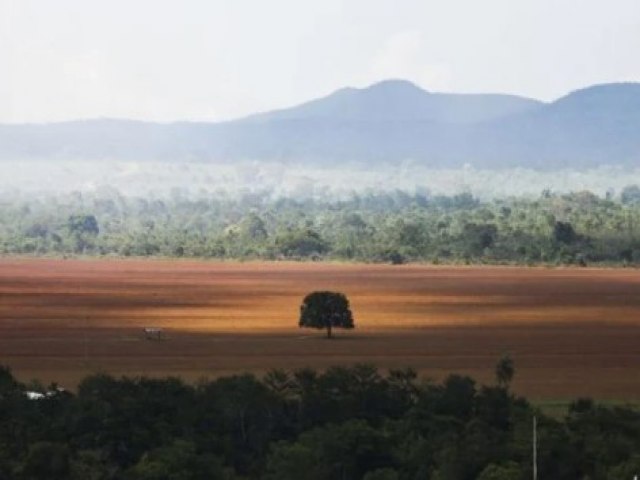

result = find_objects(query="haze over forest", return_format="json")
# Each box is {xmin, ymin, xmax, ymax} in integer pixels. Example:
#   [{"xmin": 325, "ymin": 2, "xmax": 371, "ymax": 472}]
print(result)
[
  {"xmin": 2, "ymin": 1, "xmax": 640, "ymax": 200},
  {"xmin": 1, "ymin": 80, "xmax": 640, "ymax": 200}
]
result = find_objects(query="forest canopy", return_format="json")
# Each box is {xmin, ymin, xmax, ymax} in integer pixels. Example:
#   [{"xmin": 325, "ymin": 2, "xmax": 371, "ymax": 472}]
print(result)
[{"xmin": 1, "ymin": 187, "xmax": 639, "ymax": 265}]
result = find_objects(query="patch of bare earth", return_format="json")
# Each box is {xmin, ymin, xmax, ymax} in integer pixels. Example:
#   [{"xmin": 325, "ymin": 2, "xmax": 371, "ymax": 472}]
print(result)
[{"xmin": 0, "ymin": 258, "xmax": 639, "ymax": 401}]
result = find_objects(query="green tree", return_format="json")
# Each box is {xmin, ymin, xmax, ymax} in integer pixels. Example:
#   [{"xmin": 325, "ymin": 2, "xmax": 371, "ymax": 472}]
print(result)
[
  {"xmin": 266, "ymin": 420, "xmax": 394, "ymax": 480},
  {"xmin": 462, "ymin": 223, "xmax": 498, "ymax": 252},
  {"xmin": 67, "ymin": 214, "xmax": 100, "ymax": 253},
  {"xmin": 239, "ymin": 213, "xmax": 268, "ymax": 241},
  {"xmin": 621, "ymin": 185, "xmax": 640, "ymax": 205},
  {"xmin": 476, "ymin": 462, "xmax": 522, "ymax": 480},
  {"xmin": 275, "ymin": 228, "xmax": 328, "ymax": 258},
  {"xmin": 0, "ymin": 364, "xmax": 20, "ymax": 396},
  {"xmin": 299, "ymin": 291, "xmax": 354, "ymax": 339},
  {"xmin": 21, "ymin": 442, "xmax": 71, "ymax": 480},
  {"xmin": 553, "ymin": 221, "xmax": 577, "ymax": 244},
  {"xmin": 363, "ymin": 468, "xmax": 399, "ymax": 480},
  {"xmin": 126, "ymin": 440, "xmax": 229, "ymax": 480},
  {"xmin": 69, "ymin": 449, "xmax": 115, "ymax": 480},
  {"xmin": 607, "ymin": 454, "xmax": 640, "ymax": 480},
  {"xmin": 68, "ymin": 214, "xmax": 99, "ymax": 235},
  {"xmin": 495, "ymin": 354, "xmax": 515, "ymax": 388}
]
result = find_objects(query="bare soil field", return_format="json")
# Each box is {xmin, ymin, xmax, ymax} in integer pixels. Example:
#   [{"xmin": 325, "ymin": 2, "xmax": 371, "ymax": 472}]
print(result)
[{"xmin": 1, "ymin": 258, "xmax": 639, "ymax": 401}]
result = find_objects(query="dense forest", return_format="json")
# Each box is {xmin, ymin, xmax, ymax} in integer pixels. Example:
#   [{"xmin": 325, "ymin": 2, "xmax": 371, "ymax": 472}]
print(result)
[
  {"xmin": 1, "ymin": 362, "xmax": 639, "ymax": 480},
  {"xmin": 1, "ymin": 186, "xmax": 640, "ymax": 265}
]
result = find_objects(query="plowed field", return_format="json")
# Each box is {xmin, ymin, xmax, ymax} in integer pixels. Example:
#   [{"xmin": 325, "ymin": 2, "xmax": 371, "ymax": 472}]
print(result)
[{"xmin": 1, "ymin": 259, "xmax": 639, "ymax": 400}]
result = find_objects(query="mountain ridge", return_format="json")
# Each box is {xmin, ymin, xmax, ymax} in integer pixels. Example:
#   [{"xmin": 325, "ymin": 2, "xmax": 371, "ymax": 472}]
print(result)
[
  {"xmin": 241, "ymin": 79, "xmax": 544, "ymax": 124},
  {"xmin": 1, "ymin": 80, "xmax": 639, "ymax": 169}
]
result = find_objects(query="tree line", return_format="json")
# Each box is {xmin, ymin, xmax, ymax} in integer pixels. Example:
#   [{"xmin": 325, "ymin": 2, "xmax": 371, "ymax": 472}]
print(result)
[
  {"xmin": 0, "ymin": 362, "xmax": 639, "ymax": 479},
  {"xmin": 1, "ymin": 187, "xmax": 640, "ymax": 265}
]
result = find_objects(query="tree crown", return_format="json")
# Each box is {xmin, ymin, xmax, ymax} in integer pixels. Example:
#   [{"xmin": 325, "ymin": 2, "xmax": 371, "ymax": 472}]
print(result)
[{"xmin": 299, "ymin": 291, "xmax": 354, "ymax": 333}]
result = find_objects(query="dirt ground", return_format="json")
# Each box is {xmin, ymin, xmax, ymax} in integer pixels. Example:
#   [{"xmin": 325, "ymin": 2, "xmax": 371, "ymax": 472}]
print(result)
[{"xmin": 1, "ymin": 258, "xmax": 639, "ymax": 401}]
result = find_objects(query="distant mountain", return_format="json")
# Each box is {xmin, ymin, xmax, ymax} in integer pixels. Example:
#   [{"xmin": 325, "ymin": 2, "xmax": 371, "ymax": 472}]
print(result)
[
  {"xmin": 1, "ymin": 80, "xmax": 639, "ymax": 168},
  {"xmin": 244, "ymin": 80, "xmax": 542, "ymax": 124}
]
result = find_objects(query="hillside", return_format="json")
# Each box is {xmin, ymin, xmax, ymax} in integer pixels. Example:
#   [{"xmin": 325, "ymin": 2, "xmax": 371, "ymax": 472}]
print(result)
[
  {"xmin": 1, "ymin": 81, "xmax": 639, "ymax": 168},
  {"xmin": 243, "ymin": 79, "xmax": 542, "ymax": 123}
]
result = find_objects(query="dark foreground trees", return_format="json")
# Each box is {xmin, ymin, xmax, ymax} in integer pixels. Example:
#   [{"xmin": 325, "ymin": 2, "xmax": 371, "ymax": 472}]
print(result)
[
  {"xmin": 0, "ymin": 363, "xmax": 639, "ymax": 479},
  {"xmin": 299, "ymin": 291, "xmax": 355, "ymax": 338}
]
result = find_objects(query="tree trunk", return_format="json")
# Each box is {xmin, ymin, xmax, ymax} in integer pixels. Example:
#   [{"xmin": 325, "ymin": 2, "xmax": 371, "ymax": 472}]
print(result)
[{"xmin": 326, "ymin": 324, "xmax": 332, "ymax": 339}]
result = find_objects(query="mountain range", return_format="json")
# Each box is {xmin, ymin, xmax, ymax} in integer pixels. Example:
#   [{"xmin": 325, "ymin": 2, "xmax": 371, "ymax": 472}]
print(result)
[{"xmin": 1, "ymin": 80, "xmax": 639, "ymax": 169}]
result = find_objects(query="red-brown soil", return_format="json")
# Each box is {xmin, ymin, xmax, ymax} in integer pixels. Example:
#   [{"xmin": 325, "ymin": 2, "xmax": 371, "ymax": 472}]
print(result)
[{"xmin": 1, "ymin": 258, "xmax": 639, "ymax": 401}]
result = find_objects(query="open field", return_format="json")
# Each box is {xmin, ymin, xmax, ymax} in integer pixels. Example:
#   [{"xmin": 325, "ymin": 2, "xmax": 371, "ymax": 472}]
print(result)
[{"xmin": 1, "ymin": 258, "xmax": 639, "ymax": 401}]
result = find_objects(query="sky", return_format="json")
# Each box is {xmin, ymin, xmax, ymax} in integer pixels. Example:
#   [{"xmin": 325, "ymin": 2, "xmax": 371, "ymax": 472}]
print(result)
[{"xmin": 1, "ymin": 0, "xmax": 639, "ymax": 123}]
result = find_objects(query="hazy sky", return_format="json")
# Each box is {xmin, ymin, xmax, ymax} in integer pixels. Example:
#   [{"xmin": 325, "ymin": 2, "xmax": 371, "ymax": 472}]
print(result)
[{"xmin": 1, "ymin": 0, "xmax": 639, "ymax": 123}]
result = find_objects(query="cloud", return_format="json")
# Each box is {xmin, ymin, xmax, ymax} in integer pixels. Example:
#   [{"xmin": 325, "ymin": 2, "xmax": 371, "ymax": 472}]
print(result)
[{"xmin": 366, "ymin": 30, "xmax": 452, "ymax": 91}]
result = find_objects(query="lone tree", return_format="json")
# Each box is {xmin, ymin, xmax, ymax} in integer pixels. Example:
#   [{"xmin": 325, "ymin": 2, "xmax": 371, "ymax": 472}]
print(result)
[
  {"xmin": 299, "ymin": 291, "xmax": 354, "ymax": 339},
  {"xmin": 495, "ymin": 354, "xmax": 515, "ymax": 388}
]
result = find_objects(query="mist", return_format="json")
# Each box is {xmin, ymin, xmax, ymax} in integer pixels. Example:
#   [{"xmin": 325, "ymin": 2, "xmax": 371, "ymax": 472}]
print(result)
[{"xmin": 3, "ymin": 160, "xmax": 639, "ymax": 201}]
